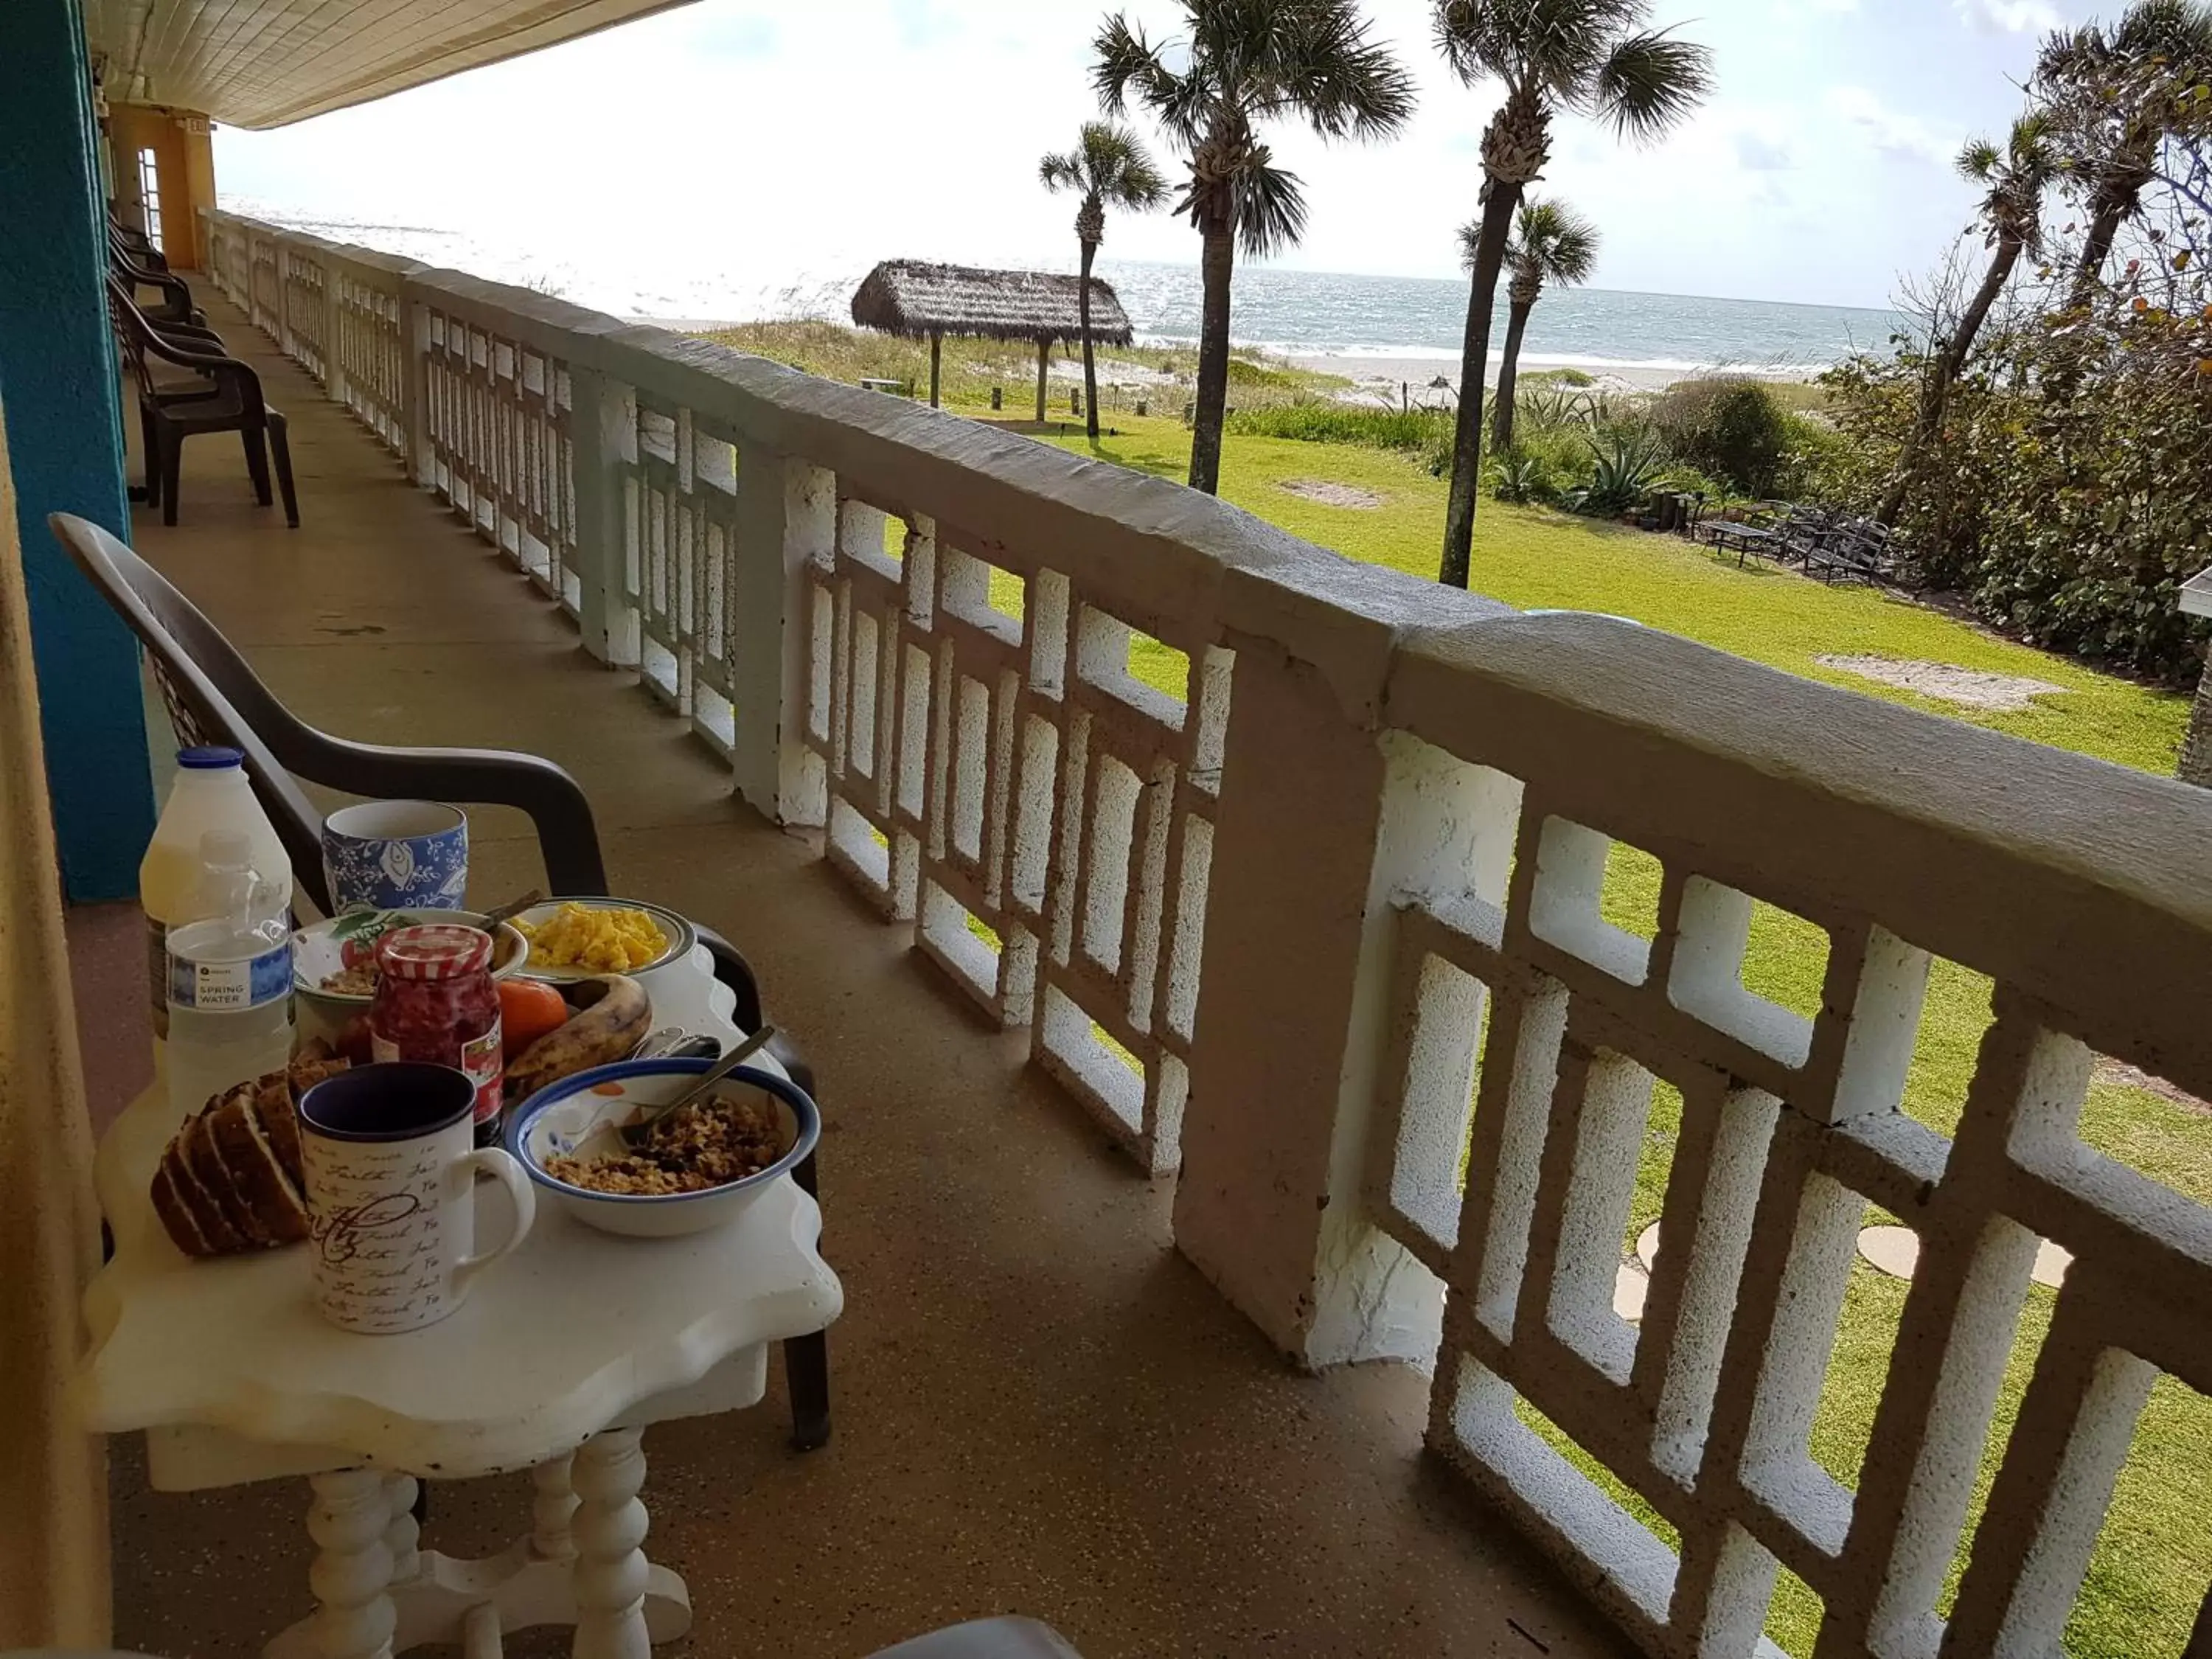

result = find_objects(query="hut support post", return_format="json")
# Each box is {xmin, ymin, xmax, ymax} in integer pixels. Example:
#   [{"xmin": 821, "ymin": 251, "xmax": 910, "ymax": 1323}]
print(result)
[
  {"xmin": 1034, "ymin": 339, "xmax": 1049, "ymax": 425},
  {"xmin": 929, "ymin": 332, "xmax": 942, "ymax": 408}
]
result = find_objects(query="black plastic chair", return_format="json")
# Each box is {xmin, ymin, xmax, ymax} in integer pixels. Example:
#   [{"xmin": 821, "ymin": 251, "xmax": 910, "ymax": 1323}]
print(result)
[
  {"xmin": 109, "ymin": 212, "xmax": 170, "ymax": 271},
  {"xmin": 51, "ymin": 512, "xmax": 830, "ymax": 1451},
  {"xmin": 111, "ymin": 234, "xmax": 205, "ymax": 329},
  {"xmin": 109, "ymin": 275, "xmax": 298, "ymax": 528}
]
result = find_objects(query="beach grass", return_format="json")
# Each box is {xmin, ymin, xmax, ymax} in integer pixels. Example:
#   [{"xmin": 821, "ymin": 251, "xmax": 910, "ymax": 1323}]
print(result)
[
  {"xmin": 1020, "ymin": 411, "xmax": 2201, "ymax": 1658},
  {"xmin": 692, "ymin": 320, "xmax": 1349, "ymax": 412}
]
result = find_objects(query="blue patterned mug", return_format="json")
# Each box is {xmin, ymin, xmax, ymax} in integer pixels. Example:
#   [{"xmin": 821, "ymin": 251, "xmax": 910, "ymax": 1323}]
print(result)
[{"xmin": 323, "ymin": 801, "xmax": 470, "ymax": 912}]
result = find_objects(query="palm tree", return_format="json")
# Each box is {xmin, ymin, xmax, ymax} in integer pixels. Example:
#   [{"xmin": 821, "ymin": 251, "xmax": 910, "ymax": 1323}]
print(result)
[
  {"xmin": 2035, "ymin": 0, "xmax": 2212, "ymax": 310},
  {"xmin": 1877, "ymin": 117, "xmax": 2060, "ymax": 527},
  {"xmin": 1094, "ymin": 0, "xmax": 1415, "ymax": 495},
  {"xmin": 1432, "ymin": 0, "xmax": 1712, "ymax": 588},
  {"xmin": 1471, "ymin": 198, "xmax": 1599, "ymax": 453},
  {"xmin": 1041, "ymin": 122, "xmax": 1170, "ymax": 442}
]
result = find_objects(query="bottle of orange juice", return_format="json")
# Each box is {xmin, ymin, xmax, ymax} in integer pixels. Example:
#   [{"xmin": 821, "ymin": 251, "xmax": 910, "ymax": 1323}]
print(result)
[{"xmin": 140, "ymin": 748, "xmax": 293, "ymax": 1074}]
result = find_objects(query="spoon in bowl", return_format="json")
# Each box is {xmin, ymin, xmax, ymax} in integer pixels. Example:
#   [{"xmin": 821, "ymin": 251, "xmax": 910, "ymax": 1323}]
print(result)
[{"xmin": 617, "ymin": 1024, "xmax": 779, "ymax": 1149}]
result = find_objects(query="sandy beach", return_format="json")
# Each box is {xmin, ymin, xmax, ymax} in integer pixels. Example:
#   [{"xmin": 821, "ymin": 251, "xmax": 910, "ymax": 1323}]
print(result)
[{"xmin": 1281, "ymin": 350, "xmax": 1815, "ymax": 397}]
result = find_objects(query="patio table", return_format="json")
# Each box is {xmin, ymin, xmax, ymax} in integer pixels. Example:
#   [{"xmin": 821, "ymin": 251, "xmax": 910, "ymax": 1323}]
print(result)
[
  {"xmin": 77, "ymin": 941, "xmax": 843, "ymax": 1659},
  {"xmin": 1704, "ymin": 521, "xmax": 1781, "ymax": 566}
]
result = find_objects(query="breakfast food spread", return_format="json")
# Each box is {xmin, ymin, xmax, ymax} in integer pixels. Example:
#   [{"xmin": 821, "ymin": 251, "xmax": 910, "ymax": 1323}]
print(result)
[
  {"xmin": 150, "ymin": 1055, "xmax": 352, "ymax": 1257},
  {"xmin": 543, "ymin": 1091, "xmax": 786, "ymax": 1195},
  {"xmin": 516, "ymin": 903, "xmax": 667, "ymax": 972}
]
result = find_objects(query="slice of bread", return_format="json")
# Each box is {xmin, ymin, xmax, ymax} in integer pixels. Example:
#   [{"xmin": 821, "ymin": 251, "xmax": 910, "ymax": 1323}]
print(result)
[
  {"xmin": 150, "ymin": 1161, "xmax": 215, "ymax": 1257},
  {"xmin": 180, "ymin": 1105, "xmax": 274, "ymax": 1247},
  {"xmin": 254, "ymin": 1072, "xmax": 307, "ymax": 1189},
  {"xmin": 206, "ymin": 1091, "xmax": 311, "ymax": 1245},
  {"xmin": 161, "ymin": 1140, "xmax": 246, "ymax": 1253}
]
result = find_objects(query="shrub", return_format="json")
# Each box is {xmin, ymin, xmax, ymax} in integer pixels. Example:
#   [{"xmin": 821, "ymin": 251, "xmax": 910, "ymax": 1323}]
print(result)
[
  {"xmin": 1824, "ymin": 294, "xmax": 2212, "ymax": 683},
  {"xmin": 1775, "ymin": 410, "xmax": 1854, "ymax": 504},
  {"xmin": 1562, "ymin": 425, "xmax": 1668, "ymax": 517},
  {"xmin": 1487, "ymin": 445, "xmax": 1557, "ymax": 504},
  {"xmin": 1651, "ymin": 377, "xmax": 1792, "ymax": 498}
]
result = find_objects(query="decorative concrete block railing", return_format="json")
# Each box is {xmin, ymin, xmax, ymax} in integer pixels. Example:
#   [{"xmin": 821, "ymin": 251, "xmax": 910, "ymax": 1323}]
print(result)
[{"xmin": 197, "ymin": 208, "xmax": 2212, "ymax": 1659}]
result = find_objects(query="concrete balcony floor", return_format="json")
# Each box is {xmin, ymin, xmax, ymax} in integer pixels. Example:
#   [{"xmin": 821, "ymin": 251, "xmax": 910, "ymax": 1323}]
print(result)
[{"xmin": 97, "ymin": 291, "xmax": 1630, "ymax": 1659}]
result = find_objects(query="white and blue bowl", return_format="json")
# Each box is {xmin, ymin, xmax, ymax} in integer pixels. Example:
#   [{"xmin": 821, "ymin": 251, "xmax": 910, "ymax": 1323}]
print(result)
[{"xmin": 507, "ymin": 1057, "xmax": 820, "ymax": 1239}]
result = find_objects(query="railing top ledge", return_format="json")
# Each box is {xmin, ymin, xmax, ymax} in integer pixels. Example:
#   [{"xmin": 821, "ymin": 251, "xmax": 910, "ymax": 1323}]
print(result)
[
  {"xmin": 1393, "ymin": 612, "xmax": 2212, "ymax": 1076},
  {"xmin": 399, "ymin": 254, "xmax": 1506, "ymax": 661}
]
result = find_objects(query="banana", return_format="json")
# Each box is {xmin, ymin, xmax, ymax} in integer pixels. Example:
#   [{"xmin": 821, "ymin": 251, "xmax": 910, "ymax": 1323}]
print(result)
[{"xmin": 506, "ymin": 973, "xmax": 651, "ymax": 1101}]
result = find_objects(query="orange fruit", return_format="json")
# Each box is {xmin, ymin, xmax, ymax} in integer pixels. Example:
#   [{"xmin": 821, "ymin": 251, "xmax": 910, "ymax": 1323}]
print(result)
[{"xmin": 499, "ymin": 978, "xmax": 570, "ymax": 1060}]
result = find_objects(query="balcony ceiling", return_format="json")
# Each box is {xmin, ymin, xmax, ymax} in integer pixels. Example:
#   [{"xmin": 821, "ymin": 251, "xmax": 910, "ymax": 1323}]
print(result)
[{"xmin": 83, "ymin": 0, "xmax": 697, "ymax": 128}]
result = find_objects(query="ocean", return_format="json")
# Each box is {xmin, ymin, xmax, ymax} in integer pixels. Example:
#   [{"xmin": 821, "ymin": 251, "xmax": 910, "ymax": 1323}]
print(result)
[
  {"xmin": 226, "ymin": 202, "xmax": 1904, "ymax": 381},
  {"xmin": 1096, "ymin": 260, "xmax": 1907, "ymax": 380}
]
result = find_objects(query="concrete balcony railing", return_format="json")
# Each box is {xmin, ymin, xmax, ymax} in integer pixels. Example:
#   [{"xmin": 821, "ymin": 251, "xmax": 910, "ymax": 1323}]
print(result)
[{"xmin": 201, "ymin": 207, "xmax": 2212, "ymax": 1659}]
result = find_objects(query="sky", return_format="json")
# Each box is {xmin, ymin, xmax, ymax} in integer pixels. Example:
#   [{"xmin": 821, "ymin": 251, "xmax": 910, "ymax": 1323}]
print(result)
[{"xmin": 213, "ymin": 0, "xmax": 2081, "ymax": 315}]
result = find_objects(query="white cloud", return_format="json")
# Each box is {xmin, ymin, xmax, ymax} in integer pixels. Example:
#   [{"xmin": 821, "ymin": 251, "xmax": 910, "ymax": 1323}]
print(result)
[
  {"xmin": 1954, "ymin": 0, "xmax": 2065, "ymax": 33},
  {"xmin": 1825, "ymin": 86, "xmax": 1961, "ymax": 167}
]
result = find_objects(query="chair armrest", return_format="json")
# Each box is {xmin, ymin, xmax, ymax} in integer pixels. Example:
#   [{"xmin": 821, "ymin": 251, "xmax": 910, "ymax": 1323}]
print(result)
[{"xmin": 694, "ymin": 924, "xmax": 765, "ymax": 1032}]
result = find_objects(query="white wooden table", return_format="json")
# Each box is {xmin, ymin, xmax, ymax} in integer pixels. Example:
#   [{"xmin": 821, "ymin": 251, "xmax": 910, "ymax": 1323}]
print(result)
[{"xmin": 78, "ymin": 946, "xmax": 843, "ymax": 1659}]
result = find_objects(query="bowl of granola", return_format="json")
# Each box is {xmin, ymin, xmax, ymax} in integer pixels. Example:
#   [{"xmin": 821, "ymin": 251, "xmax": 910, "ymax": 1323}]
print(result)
[{"xmin": 506, "ymin": 1055, "xmax": 820, "ymax": 1239}]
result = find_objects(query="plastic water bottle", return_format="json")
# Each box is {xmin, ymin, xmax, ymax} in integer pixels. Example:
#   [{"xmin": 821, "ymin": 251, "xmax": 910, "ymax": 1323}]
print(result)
[
  {"xmin": 165, "ymin": 830, "xmax": 296, "ymax": 1121},
  {"xmin": 141, "ymin": 747, "xmax": 291, "ymax": 1060}
]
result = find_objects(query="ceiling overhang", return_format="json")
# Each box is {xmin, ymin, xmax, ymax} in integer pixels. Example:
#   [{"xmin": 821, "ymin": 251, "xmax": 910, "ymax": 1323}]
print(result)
[{"xmin": 83, "ymin": 0, "xmax": 698, "ymax": 129}]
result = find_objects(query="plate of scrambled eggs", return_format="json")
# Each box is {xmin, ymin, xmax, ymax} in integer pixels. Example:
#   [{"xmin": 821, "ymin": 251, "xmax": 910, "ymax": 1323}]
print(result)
[{"xmin": 511, "ymin": 897, "xmax": 695, "ymax": 981}]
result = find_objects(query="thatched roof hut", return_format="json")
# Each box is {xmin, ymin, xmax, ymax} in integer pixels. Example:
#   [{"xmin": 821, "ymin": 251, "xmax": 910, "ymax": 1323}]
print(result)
[
  {"xmin": 851, "ymin": 260, "xmax": 1133, "ymax": 347},
  {"xmin": 850, "ymin": 260, "xmax": 1133, "ymax": 412}
]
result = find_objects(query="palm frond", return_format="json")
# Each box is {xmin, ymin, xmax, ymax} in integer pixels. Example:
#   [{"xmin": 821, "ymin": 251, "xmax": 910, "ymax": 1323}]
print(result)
[
  {"xmin": 1094, "ymin": 15, "xmax": 1183, "ymax": 122},
  {"xmin": 1079, "ymin": 119, "xmax": 1172, "ymax": 209},
  {"xmin": 1513, "ymin": 195, "xmax": 1601, "ymax": 285},
  {"xmin": 1251, "ymin": 0, "xmax": 1417, "ymax": 140},
  {"xmin": 1235, "ymin": 159, "xmax": 1309, "ymax": 257},
  {"xmin": 1434, "ymin": 0, "xmax": 1651, "ymax": 93},
  {"xmin": 1587, "ymin": 27, "xmax": 1713, "ymax": 142},
  {"xmin": 1457, "ymin": 218, "xmax": 1483, "ymax": 274},
  {"xmin": 1040, "ymin": 150, "xmax": 1085, "ymax": 192},
  {"xmin": 2115, "ymin": 0, "xmax": 2212, "ymax": 61},
  {"xmin": 1956, "ymin": 136, "xmax": 2002, "ymax": 184}
]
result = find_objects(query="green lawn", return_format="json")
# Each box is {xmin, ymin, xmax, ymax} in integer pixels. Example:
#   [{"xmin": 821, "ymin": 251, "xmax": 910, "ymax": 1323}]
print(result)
[{"xmin": 1027, "ymin": 411, "xmax": 2206, "ymax": 1656}]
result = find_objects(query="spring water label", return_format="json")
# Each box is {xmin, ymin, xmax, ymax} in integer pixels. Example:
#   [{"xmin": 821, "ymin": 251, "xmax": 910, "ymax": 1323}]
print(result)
[{"xmin": 167, "ymin": 938, "xmax": 293, "ymax": 1012}]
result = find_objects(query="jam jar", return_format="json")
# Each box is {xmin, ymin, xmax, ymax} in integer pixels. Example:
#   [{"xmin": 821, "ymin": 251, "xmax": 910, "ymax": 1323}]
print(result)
[{"xmin": 369, "ymin": 924, "xmax": 504, "ymax": 1146}]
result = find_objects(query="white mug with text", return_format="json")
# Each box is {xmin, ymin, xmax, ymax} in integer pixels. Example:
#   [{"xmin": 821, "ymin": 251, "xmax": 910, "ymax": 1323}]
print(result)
[{"xmin": 297, "ymin": 1062, "xmax": 535, "ymax": 1335}]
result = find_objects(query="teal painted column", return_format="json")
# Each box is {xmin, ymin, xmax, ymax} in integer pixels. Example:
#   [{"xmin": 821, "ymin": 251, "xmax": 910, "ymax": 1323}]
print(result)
[{"xmin": 0, "ymin": 0, "xmax": 156, "ymax": 902}]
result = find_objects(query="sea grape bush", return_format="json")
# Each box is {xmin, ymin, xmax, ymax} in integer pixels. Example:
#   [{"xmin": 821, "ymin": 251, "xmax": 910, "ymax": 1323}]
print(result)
[{"xmin": 1814, "ymin": 282, "xmax": 2212, "ymax": 684}]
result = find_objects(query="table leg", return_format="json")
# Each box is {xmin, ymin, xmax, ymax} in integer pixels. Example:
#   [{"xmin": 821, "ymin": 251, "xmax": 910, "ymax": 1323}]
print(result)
[
  {"xmin": 307, "ymin": 1469, "xmax": 398, "ymax": 1659},
  {"xmin": 532, "ymin": 1453, "xmax": 579, "ymax": 1561},
  {"xmin": 569, "ymin": 1429, "xmax": 651, "ymax": 1659},
  {"xmin": 384, "ymin": 1475, "xmax": 422, "ymax": 1585}
]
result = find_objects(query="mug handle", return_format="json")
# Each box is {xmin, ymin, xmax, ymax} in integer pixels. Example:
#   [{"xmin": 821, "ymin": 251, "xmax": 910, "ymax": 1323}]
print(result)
[{"xmin": 450, "ymin": 1147, "xmax": 537, "ymax": 1296}]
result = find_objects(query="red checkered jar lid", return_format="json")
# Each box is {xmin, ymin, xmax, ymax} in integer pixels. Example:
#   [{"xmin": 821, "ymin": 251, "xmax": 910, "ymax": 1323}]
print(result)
[{"xmin": 375, "ymin": 924, "xmax": 493, "ymax": 981}]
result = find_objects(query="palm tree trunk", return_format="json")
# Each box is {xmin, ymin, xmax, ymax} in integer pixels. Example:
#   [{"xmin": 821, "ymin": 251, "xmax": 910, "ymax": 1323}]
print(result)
[
  {"xmin": 2181, "ymin": 650, "xmax": 2212, "ymax": 788},
  {"xmin": 1035, "ymin": 339, "xmax": 1050, "ymax": 425},
  {"xmin": 1440, "ymin": 183, "xmax": 1520, "ymax": 588},
  {"xmin": 1189, "ymin": 220, "xmax": 1236, "ymax": 495},
  {"xmin": 1491, "ymin": 298, "xmax": 1534, "ymax": 453},
  {"xmin": 2068, "ymin": 193, "xmax": 2134, "ymax": 311},
  {"xmin": 1877, "ymin": 239, "xmax": 2019, "ymax": 527},
  {"xmin": 1079, "ymin": 239, "xmax": 1102, "ymax": 443}
]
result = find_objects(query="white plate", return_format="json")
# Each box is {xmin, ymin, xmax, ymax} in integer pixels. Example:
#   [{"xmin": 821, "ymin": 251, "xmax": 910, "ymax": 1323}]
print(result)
[{"xmin": 509, "ymin": 897, "xmax": 697, "ymax": 984}]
